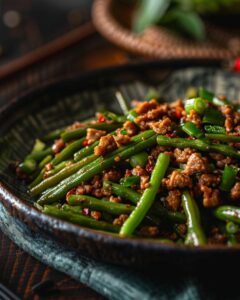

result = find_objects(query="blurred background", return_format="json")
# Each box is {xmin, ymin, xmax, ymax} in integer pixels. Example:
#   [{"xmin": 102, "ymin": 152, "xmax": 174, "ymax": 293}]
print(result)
[{"xmin": 0, "ymin": 0, "xmax": 92, "ymax": 65}]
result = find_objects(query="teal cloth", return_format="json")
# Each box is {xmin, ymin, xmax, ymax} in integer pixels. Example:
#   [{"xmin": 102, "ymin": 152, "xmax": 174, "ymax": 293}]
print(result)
[{"xmin": 0, "ymin": 202, "xmax": 237, "ymax": 300}]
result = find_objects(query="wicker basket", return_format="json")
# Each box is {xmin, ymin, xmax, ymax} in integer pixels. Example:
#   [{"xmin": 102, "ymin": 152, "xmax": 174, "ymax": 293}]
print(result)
[{"xmin": 92, "ymin": 0, "xmax": 240, "ymax": 60}]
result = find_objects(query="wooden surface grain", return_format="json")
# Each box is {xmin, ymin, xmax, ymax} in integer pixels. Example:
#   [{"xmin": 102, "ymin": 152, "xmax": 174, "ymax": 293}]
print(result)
[{"xmin": 0, "ymin": 33, "xmax": 134, "ymax": 299}]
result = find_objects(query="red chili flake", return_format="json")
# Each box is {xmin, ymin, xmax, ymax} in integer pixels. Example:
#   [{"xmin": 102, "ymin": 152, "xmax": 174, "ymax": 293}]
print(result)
[
  {"xmin": 98, "ymin": 114, "xmax": 106, "ymax": 123},
  {"xmin": 66, "ymin": 188, "xmax": 76, "ymax": 201},
  {"xmin": 175, "ymin": 108, "xmax": 182, "ymax": 119},
  {"xmin": 82, "ymin": 139, "xmax": 89, "ymax": 146},
  {"xmin": 234, "ymin": 58, "xmax": 240, "ymax": 72}
]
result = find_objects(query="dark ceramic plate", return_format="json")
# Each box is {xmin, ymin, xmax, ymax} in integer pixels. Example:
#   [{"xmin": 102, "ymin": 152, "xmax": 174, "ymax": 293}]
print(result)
[{"xmin": 1, "ymin": 60, "xmax": 240, "ymax": 267}]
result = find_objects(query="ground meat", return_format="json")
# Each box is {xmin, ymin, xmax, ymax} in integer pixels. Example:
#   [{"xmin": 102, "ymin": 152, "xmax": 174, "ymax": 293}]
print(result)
[
  {"xmin": 234, "ymin": 112, "xmax": 240, "ymax": 126},
  {"xmin": 135, "ymin": 105, "xmax": 168, "ymax": 129},
  {"xmin": 135, "ymin": 99, "xmax": 159, "ymax": 114},
  {"xmin": 132, "ymin": 166, "xmax": 147, "ymax": 176},
  {"xmin": 145, "ymin": 155, "xmax": 155, "ymax": 173},
  {"xmin": 199, "ymin": 174, "xmax": 220, "ymax": 188},
  {"xmin": 75, "ymin": 184, "xmax": 93, "ymax": 195},
  {"xmin": 52, "ymin": 139, "xmax": 65, "ymax": 154},
  {"xmin": 201, "ymin": 185, "xmax": 221, "ymax": 207},
  {"xmin": 149, "ymin": 117, "xmax": 172, "ymax": 134},
  {"xmin": 91, "ymin": 211, "xmax": 102, "ymax": 220},
  {"xmin": 113, "ymin": 129, "xmax": 131, "ymax": 147},
  {"xmin": 140, "ymin": 175, "xmax": 150, "ymax": 190},
  {"xmin": 184, "ymin": 153, "xmax": 208, "ymax": 175},
  {"xmin": 109, "ymin": 196, "xmax": 122, "ymax": 203},
  {"xmin": 186, "ymin": 110, "xmax": 202, "ymax": 128},
  {"xmin": 92, "ymin": 188, "xmax": 111, "ymax": 198},
  {"xmin": 138, "ymin": 226, "xmax": 159, "ymax": 237},
  {"xmin": 103, "ymin": 169, "xmax": 121, "ymax": 182},
  {"xmin": 165, "ymin": 190, "xmax": 182, "ymax": 211},
  {"xmin": 91, "ymin": 175, "xmax": 102, "ymax": 188},
  {"xmin": 113, "ymin": 214, "xmax": 128, "ymax": 226},
  {"xmin": 173, "ymin": 148, "xmax": 195, "ymax": 164},
  {"xmin": 168, "ymin": 99, "xmax": 184, "ymax": 120},
  {"xmin": 230, "ymin": 182, "xmax": 240, "ymax": 200},
  {"xmin": 220, "ymin": 105, "xmax": 233, "ymax": 133},
  {"xmin": 94, "ymin": 135, "xmax": 117, "ymax": 156},
  {"xmin": 163, "ymin": 170, "xmax": 192, "ymax": 190},
  {"xmin": 123, "ymin": 121, "xmax": 138, "ymax": 136},
  {"xmin": 86, "ymin": 128, "xmax": 106, "ymax": 145},
  {"xmin": 209, "ymin": 152, "xmax": 236, "ymax": 169},
  {"xmin": 45, "ymin": 163, "xmax": 53, "ymax": 172}
]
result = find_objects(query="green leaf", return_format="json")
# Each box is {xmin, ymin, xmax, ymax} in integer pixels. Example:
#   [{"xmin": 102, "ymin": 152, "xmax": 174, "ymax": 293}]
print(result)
[
  {"xmin": 173, "ymin": 10, "xmax": 205, "ymax": 41},
  {"xmin": 133, "ymin": 0, "xmax": 171, "ymax": 33}
]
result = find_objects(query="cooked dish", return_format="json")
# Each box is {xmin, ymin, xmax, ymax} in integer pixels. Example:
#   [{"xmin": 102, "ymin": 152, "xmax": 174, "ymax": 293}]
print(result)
[{"xmin": 16, "ymin": 87, "xmax": 240, "ymax": 246}]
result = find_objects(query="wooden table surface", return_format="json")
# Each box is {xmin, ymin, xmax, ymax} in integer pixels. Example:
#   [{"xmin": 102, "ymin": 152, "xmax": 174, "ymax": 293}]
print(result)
[{"xmin": 0, "ymin": 32, "xmax": 140, "ymax": 300}]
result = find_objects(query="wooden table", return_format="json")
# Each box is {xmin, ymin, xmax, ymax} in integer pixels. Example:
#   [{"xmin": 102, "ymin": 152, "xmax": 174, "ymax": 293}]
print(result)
[{"xmin": 0, "ymin": 33, "xmax": 139, "ymax": 299}]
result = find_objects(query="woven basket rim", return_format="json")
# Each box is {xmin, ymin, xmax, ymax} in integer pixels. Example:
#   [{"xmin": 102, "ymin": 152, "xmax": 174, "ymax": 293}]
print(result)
[{"xmin": 92, "ymin": 0, "xmax": 239, "ymax": 60}]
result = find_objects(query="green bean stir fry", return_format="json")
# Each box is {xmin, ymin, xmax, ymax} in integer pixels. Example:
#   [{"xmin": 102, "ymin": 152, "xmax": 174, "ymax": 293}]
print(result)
[{"xmin": 16, "ymin": 87, "xmax": 240, "ymax": 245}]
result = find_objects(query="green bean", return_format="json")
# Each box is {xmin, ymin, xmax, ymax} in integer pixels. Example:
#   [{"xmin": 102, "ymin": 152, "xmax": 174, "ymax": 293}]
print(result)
[
  {"xmin": 199, "ymin": 87, "xmax": 214, "ymax": 101},
  {"xmin": 205, "ymin": 133, "xmax": 240, "ymax": 143},
  {"xmin": 157, "ymin": 135, "xmax": 240, "ymax": 159},
  {"xmin": 32, "ymin": 139, "xmax": 46, "ymax": 152},
  {"xmin": 213, "ymin": 206, "xmax": 240, "ymax": 224},
  {"xmin": 220, "ymin": 165, "xmax": 238, "ymax": 192},
  {"xmin": 226, "ymin": 222, "xmax": 239, "ymax": 234},
  {"xmin": 74, "ymin": 140, "xmax": 99, "ymax": 161},
  {"xmin": 184, "ymin": 97, "xmax": 207, "ymax": 115},
  {"xmin": 102, "ymin": 111, "xmax": 127, "ymax": 123},
  {"xmin": 127, "ymin": 110, "xmax": 139, "ymax": 122},
  {"xmin": 31, "ymin": 155, "xmax": 96, "ymax": 196},
  {"xmin": 120, "ymin": 176, "xmax": 140, "ymax": 187},
  {"xmin": 61, "ymin": 123, "xmax": 121, "ymax": 142},
  {"xmin": 182, "ymin": 191, "xmax": 206, "ymax": 246},
  {"xmin": 181, "ymin": 122, "xmax": 203, "ymax": 139},
  {"xmin": 120, "ymin": 153, "xmax": 170, "ymax": 236},
  {"xmin": 67, "ymin": 195, "xmax": 134, "ymax": 216},
  {"xmin": 199, "ymin": 87, "xmax": 228, "ymax": 106},
  {"xmin": 30, "ymin": 154, "xmax": 53, "ymax": 185},
  {"xmin": 103, "ymin": 180, "xmax": 140, "ymax": 204},
  {"xmin": 19, "ymin": 158, "xmax": 37, "ymax": 174},
  {"xmin": 37, "ymin": 131, "xmax": 156, "ymax": 205},
  {"xmin": 38, "ymin": 155, "xmax": 53, "ymax": 169},
  {"xmin": 20, "ymin": 146, "xmax": 53, "ymax": 174},
  {"xmin": 103, "ymin": 180, "xmax": 186, "ymax": 223},
  {"xmin": 52, "ymin": 137, "xmax": 85, "ymax": 165},
  {"xmin": 129, "ymin": 151, "xmax": 148, "ymax": 167},
  {"xmin": 29, "ymin": 161, "xmax": 70, "ymax": 189},
  {"xmin": 42, "ymin": 128, "xmax": 65, "ymax": 141},
  {"xmin": 43, "ymin": 205, "xmax": 119, "ymax": 233},
  {"xmin": 27, "ymin": 147, "xmax": 53, "ymax": 161},
  {"xmin": 202, "ymin": 107, "xmax": 224, "ymax": 126},
  {"xmin": 204, "ymin": 125, "xmax": 226, "ymax": 134}
]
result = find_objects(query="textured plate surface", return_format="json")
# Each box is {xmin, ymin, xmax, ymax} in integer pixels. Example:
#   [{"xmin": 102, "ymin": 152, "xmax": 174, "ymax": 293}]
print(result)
[{"xmin": 1, "ymin": 60, "xmax": 240, "ymax": 267}]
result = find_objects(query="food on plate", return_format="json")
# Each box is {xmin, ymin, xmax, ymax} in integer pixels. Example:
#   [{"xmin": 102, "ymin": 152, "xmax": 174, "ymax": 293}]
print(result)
[{"xmin": 16, "ymin": 87, "xmax": 240, "ymax": 246}]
